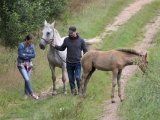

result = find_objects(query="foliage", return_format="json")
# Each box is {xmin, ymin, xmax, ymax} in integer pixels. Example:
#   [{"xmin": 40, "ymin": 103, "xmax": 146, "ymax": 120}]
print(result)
[
  {"xmin": 0, "ymin": 0, "xmax": 67, "ymax": 48},
  {"xmin": 43, "ymin": 0, "xmax": 67, "ymax": 20}
]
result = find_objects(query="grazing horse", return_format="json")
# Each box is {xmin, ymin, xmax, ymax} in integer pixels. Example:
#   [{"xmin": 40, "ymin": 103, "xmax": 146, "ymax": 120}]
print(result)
[
  {"xmin": 80, "ymin": 49, "xmax": 148, "ymax": 103},
  {"xmin": 39, "ymin": 20, "xmax": 68, "ymax": 95}
]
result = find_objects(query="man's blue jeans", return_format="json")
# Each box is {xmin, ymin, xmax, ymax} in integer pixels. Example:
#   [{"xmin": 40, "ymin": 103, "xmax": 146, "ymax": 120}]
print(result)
[
  {"xmin": 66, "ymin": 62, "xmax": 81, "ymax": 91},
  {"xmin": 18, "ymin": 65, "xmax": 33, "ymax": 95}
]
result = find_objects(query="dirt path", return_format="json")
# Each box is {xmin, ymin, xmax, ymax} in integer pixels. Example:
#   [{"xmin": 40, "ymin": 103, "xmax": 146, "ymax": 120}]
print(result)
[
  {"xmin": 100, "ymin": 9, "xmax": 160, "ymax": 120},
  {"xmin": 87, "ymin": 0, "xmax": 153, "ymax": 44},
  {"xmin": 39, "ymin": 75, "xmax": 66, "ymax": 98}
]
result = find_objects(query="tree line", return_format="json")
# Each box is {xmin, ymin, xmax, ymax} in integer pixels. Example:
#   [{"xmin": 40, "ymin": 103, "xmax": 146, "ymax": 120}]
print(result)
[{"xmin": 0, "ymin": 0, "xmax": 67, "ymax": 48}]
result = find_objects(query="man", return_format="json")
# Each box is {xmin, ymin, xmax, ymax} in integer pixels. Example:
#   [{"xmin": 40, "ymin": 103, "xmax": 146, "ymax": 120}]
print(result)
[{"xmin": 54, "ymin": 26, "xmax": 87, "ymax": 95}]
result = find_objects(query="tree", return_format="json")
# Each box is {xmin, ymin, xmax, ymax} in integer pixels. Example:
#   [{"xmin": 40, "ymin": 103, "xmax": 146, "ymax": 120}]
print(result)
[{"xmin": 0, "ymin": 0, "xmax": 67, "ymax": 48}]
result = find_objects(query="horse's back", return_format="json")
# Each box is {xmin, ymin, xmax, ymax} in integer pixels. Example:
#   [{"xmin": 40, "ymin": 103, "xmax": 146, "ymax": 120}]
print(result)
[
  {"xmin": 82, "ymin": 50, "xmax": 120, "ymax": 61},
  {"xmin": 82, "ymin": 50, "xmax": 125, "ymax": 71}
]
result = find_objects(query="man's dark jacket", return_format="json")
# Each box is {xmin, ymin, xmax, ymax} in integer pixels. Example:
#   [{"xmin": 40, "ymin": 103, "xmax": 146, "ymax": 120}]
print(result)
[{"xmin": 55, "ymin": 35, "xmax": 87, "ymax": 63}]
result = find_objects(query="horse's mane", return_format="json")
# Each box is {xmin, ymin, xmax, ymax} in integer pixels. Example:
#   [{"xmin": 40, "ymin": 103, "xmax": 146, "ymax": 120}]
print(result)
[
  {"xmin": 54, "ymin": 29, "xmax": 61, "ymax": 39},
  {"xmin": 116, "ymin": 49, "xmax": 142, "ymax": 56},
  {"xmin": 53, "ymin": 28, "xmax": 64, "ymax": 45}
]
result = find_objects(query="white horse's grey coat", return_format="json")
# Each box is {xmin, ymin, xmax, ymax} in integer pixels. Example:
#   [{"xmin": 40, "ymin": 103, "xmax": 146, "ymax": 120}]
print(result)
[{"xmin": 39, "ymin": 20, "xmax": 68, "ymax": 95}]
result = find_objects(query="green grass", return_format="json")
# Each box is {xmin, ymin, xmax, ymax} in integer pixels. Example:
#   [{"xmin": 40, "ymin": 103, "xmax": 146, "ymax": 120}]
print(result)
[
  {"xmin": 0, "ymin": 0, "xmax": 134, "ymax": 119},
  {"xmin": 57, "ymin": 0, "xmax": 134, "ymax": 38},
  {"xmin": 1, "ymin": 71, "xmax": 111, "ymax": 120},
  {"xmin": 0, "ymin": 47, "xmax": 17, "ymax": 75},
  {"xmin": 119, "ymin": 29, "xmax": 160, "ymax": 120},
  {"xmin": 1, "ymin": 0, "xmax": 160, "ymax": 119},
  {"xmin": 102, "ymin": 0, "xmax": 160, "ymax": 50}
]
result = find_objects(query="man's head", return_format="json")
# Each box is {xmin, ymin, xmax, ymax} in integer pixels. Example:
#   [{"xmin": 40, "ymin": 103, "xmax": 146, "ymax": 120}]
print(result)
[{"xmin": 68, "ymin": 26, "xmax": 77, "ymax": 38}]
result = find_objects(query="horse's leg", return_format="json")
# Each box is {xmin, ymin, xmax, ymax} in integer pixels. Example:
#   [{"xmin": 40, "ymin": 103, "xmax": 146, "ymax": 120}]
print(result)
[
  {"xmin": 79, "ymin": 72, "xmax": 89, "ymax": 96},
  {"xmin": 79, "ymin": 60, "xmax": 93, "ymax": 97},
  {"xmin": 117, "ymin": 69, "xmax": 123, "ymax": 102},
  {"xmin": 83, "ymin": 67, "xmax": 95, "ymax": 96},
  {"xmin": 111, "ymin": 69, "xmax": 118, "ymax": 103},
  {"xmin": 50, "ymin": 65, "xmax": 57, "ymax": 95},
  {"xmin": 62, "ymin": 67, "xmax": 67, "ymax": 95}
]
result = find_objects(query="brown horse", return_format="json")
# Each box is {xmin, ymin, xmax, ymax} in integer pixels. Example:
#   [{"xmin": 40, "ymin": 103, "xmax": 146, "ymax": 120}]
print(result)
[{"xmin": 80, "ymin": 49, "xmax": 148, "ymax": 103}]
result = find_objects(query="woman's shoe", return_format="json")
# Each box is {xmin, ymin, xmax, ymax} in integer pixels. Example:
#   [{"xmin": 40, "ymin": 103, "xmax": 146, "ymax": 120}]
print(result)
[{"xmin": 31, "ymin": 93, "xmax": 39, "ymax": 100}]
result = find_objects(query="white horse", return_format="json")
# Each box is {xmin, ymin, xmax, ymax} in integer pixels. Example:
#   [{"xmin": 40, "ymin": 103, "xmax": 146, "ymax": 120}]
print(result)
[{"xmin": 39, "ymin": 20, "xmax": 68, "ymax": 95}]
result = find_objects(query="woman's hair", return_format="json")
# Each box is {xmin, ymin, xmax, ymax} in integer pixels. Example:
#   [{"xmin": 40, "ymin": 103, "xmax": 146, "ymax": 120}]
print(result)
[{"xmin": 24, "ymin": 34, "xmax": 33, "ymax": 41}]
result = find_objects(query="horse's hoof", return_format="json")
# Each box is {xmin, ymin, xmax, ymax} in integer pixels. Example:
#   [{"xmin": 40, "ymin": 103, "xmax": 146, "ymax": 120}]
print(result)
[
  {"xmin": 81, "ymin": 94, "xmax": 86, "ymax": 98},
  {"xmin": 52, "ymin": 91, "xmax": 57, "ymax": 96},
  {"xmin": 79, "ymin": 93, "xmax": 83, "ymax": 97},
  {"xmin": 111, "ymin": 100, "xmax": 116, "ymax": 103},
  {"xmin": 120, "ymin": 98, "xmax": 124, "ymax": 102},
  {"xmin": 64, "ymin": 91, "xmax": 67, "ymax": 95}
]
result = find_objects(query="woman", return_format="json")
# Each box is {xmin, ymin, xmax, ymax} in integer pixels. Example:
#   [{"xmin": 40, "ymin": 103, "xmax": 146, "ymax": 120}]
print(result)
[{"xmin": 17, "ymin": 34, "xmax": 38, "ymax": 99}]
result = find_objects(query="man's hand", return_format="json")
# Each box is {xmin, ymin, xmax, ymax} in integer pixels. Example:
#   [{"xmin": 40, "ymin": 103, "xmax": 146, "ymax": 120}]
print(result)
[{"xmin": 52, "ymin": 44, "xmax": 56, "ymax": 47}]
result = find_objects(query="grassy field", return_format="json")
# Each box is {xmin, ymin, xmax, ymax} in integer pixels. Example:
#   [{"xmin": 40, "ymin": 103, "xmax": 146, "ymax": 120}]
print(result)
[
  {"xmin": 0, "ymin": 0, "xmax": 134, "ymax": 119},
  {"xmin": 119, "ymin": 30, "xmax": 160, "ymax": 120},
  {"xmin": 1, "ymin": 0, "xmax": 160, "ymax": 119},
  {"xmin": 57, "ymin": 0, "xmax": 134, "ymax": 38}
]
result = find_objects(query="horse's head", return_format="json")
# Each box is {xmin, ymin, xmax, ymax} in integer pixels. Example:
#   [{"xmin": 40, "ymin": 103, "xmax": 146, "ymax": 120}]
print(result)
[
  {"xmin": 39, "ymin": 20, "xmax": 55, "ymax": 50},
  {"xmin": 138, "ymin": 53, "xmax": 148, "ymax": 73}
]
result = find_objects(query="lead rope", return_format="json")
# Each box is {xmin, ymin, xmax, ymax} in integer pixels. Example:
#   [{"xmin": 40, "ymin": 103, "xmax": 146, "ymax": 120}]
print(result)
[{"xmin": 56, "ymin": 50, "xmax": 66, "ymax": 63}]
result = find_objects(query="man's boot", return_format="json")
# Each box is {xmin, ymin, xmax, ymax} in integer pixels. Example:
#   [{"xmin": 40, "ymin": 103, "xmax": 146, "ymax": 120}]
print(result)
[{"xmin": 71, "ymin": 88, "xmax": 77, "ymax": 95}]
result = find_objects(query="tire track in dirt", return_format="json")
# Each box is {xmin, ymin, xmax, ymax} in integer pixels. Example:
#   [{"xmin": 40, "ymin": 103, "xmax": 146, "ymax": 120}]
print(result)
[{"xmin": 100, "ymin": 13, "xmax": 160, "ymax": 120}]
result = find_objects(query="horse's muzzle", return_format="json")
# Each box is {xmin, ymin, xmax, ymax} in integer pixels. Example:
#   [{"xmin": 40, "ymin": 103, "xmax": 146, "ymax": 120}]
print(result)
[{"xmin": 39, "ymin": 43, "xmax": 45, "ymax": 50}]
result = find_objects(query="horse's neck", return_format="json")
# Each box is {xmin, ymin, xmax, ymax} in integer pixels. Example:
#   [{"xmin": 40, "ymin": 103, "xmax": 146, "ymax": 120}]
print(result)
[
  {"xmin": 49, "ymin": 28, "xmax": 66, "ymax": 57},
  {"xmin": 53, "ymin": 29, "xmax": 64, "ymax": 46},
  {"xmin": 129, "ymin": 55, "xmax": 141, "ymax": 65}
]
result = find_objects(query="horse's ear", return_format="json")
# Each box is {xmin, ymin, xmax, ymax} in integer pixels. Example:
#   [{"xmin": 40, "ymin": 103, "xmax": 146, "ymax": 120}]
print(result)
[
  {"xmin": 51, "ymin": 21, "xmax": 55, "ymax": 28},
  {"xmin": 44, "ymin": 20, "xmax": 48, "ymax": 26},
  {"xmin": 145, "ymin": 52, "xmax": 147, "ymax": 59}
]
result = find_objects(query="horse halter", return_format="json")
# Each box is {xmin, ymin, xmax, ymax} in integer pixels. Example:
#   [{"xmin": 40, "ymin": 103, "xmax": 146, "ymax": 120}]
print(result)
[
  {"xmin": 41, "ymin": 37, "xmax": 54, "ymax": 44},
  {"xmin": 41, "ymin": 28, "xmax": 55, "ymax": 44}
]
